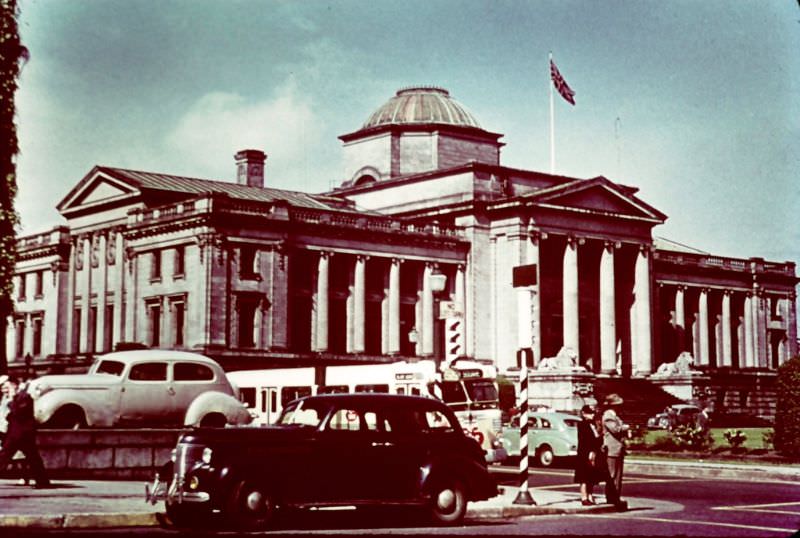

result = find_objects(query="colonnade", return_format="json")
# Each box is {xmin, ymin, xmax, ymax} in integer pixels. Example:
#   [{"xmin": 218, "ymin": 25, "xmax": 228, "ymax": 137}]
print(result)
[
  {"xmin": 310, "ymin": 250, "xmax": 465, "ymax": 357},
  {"xmin": 663, "ymin": 284, "xmax": 796, "ymax": 368}
]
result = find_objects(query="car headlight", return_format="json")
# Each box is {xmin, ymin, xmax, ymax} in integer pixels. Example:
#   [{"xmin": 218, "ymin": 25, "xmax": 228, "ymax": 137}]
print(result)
[
  {"xmin": 201, "ymin": 447, "xmax": 213, "ymax": 464},
  {"xmin": 170, "ymin": 449, "xmax": 176, "ymax": 463}
]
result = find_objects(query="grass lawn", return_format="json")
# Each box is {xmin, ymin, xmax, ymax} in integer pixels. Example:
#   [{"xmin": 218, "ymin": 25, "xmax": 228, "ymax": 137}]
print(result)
[{"xmin": 643, "ymin": 427, "xmax": 771, "ymax": 451}]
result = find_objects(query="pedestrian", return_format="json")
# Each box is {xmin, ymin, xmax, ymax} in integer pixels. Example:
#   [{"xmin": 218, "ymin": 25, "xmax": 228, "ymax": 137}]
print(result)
[
  {"xmin": 0, "ymin": 376, "xmax": 51, "ymax": 488},
  {"xmin": 574, "ymin": 404, "xmax": 602, "ymax": 505},
  {"xmin": 0, "ymin": 375, "xmax": 31, "ymax": 485},
  {"xmin": 601, "ymin": 393, "xmax": 628, "ymax": 509},
  {"xmin": 696, "ymin": 405, "xmax": 711, "ymax": 434}
]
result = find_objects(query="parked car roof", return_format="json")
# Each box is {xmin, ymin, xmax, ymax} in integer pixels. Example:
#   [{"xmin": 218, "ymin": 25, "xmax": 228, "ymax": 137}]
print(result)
[{"xmin": 94, "ymin": 349, "xmax": 221, "ymax": 365}]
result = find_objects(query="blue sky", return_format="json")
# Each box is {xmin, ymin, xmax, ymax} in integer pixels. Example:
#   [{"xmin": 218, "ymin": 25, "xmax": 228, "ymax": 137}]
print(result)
[{"xmin": 14, "ymin": 0, "xmax": 800, "ymax": 267}]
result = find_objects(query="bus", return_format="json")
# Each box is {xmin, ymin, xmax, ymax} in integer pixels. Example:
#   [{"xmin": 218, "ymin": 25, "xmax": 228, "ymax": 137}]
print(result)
[{"xmin": 226, "ymin": 359, "xmax": 506, "ymax": 463}]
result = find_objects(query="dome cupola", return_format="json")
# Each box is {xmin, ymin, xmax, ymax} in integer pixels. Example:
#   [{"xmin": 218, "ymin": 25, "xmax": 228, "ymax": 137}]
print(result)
[{"xmin": 362, "ymin": 86, "xmax": 482, "ymax": 130}]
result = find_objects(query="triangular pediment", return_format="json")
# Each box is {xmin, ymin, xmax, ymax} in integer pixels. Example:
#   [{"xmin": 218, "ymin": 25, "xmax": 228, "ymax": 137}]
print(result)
[
  {"xmin": 533, "ymin": 177, "xmax": 666, "ymax": 221},
  {"xmin": 57, "ymin": 167, "xmax": 141, "ymax": 215}
]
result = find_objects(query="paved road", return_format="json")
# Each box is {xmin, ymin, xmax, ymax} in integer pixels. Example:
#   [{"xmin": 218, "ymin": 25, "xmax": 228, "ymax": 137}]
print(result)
[{"xmin": 5, "ymin": 464, "xmax": 798, "ymax": 536}]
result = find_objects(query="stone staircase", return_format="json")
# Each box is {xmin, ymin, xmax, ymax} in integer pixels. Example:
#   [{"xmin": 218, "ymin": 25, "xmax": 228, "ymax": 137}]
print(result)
[{"xmin": 592, "ymin": 377, "xmax": 685, "ymax": 429}]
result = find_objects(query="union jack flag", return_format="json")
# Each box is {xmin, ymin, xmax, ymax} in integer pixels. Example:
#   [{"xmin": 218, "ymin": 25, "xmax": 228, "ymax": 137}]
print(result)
[{"xmin": 550, "ymin": 59, "xmax": 576, "ymax": 105}]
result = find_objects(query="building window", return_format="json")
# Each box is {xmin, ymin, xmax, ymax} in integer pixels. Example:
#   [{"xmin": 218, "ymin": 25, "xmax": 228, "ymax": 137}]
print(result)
[
  {"xmin": 146, "ymin": 300, "xmax": 162, "ymax": 347},
  {"xmin": 173, "ymin": 246, "xmax": 185, "ymax": 278},
  {"xmin": 32, "ymin": 315, "xmax": 43, "ymax": 356},
  {"xmin": 72, "ymin": 308, "xmax": 81, "ymax": 353},
  {"xmin": 88, "ymin": 306, "xmax": 97, "ymax": 354},
  {"xmin": 237, "ymin": 295, "xmax": 259, "ymax": 348},
  {"xmin": 15, "ymin": 318, "xmax": 24, "ymax": 358},
  {"xmin": 104, "ymin": 304, "xmax": 114, "ymax": 352},
  {"xmin": 170, "ymin": 297, "xmax": 186, "ymax": 348},
  {"xmin": 239, "ymin": 246, "xmax": 258, "ymax": 280},
  {"xmin": 34, "ymin": 271, "xmax": 44, "ymax": 298},
  {"xmin": 151, "ymin": 251, "xmax": 162, "ymax": 281},
  {"xmin": 17, "ymin": 274, "xmax": 26, "ymax": 301}
]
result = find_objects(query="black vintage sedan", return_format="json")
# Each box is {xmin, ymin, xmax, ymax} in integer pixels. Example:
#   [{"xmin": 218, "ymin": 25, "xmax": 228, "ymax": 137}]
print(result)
[{"xmin": 146, "ymin": 393, "xmax": 498, "ymax": 529}]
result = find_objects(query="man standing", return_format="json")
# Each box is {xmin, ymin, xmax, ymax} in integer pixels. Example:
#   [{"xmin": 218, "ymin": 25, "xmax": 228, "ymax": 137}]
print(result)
[
  {"xmin": 0, "ymin": 376, "xmax": 51, "ymax": 488},
  {"xmin": 602, "ymin": 393, "xmax": 628, "ymax": 509}
]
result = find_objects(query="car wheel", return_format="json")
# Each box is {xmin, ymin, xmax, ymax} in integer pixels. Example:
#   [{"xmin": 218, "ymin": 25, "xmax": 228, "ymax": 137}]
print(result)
[
  {"xmin": 536, "ymin": 445, "xmax": 554, "ymax": 467},
  {"xmin": 658, "ymin": 417, "xmax": 670, "ymax": 429},
  {"xmin": 428, "ymin": 478, "xmax": 467, "ymax": 525},
  {"xmin": 226, "ymin": 480, "xmax": 277, "ymax": 530},
  {"xmin": 44, "ymin": 406, "xmax": 87, "ymax": 429}
]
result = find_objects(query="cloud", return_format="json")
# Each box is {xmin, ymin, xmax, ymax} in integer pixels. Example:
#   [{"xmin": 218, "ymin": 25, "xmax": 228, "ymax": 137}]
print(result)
[{"xmin": 164, "ymin": 82, "xmax": 329, "ymax": 189}]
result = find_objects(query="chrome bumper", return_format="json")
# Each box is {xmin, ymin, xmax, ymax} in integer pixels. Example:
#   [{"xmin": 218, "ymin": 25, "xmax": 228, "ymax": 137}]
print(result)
[{"xmin": 145, "ymin": 473, "xmax": 210, "ymax": 505}]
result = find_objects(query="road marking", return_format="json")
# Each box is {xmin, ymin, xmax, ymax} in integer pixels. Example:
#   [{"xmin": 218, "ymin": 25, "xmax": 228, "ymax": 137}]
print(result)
[
  {"xmin": 713, "ymin": 500, "xmax": 800, "ymax": 515},
  {"xmin": 576, "ymin": 513, "xmax": 796, "ymax": 534}
]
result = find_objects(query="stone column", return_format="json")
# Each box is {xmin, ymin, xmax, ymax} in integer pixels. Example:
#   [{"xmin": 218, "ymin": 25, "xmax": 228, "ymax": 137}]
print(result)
[
  {"xmin": 314, "ymin": 251, "xmax": 330, "ymax": 352},
  {"xmin": 674, "ymin": 285, "xmax": 686, "ymax": 352},
  {"xmin": 721, "ymin": 291, "xmax": 732, "ymax": 367},
  {"xmin": 124, "ymin": 247, "xmax": 137, "ymax": 345},
  {"xmin": 528, "ymin": 231, "xmax": 542, "ymax": 366},
  {"xmin": 633, "ymin": 245, "xmax": 653, "ymax": 375},
  {"xmin": 600, "ymin": 241, "xmax": 617, "ymax": 373},
  {"xmin": 754, "ymin": 291, "xmax": 768, "ymax": 368},
  {"xmin": 421, "ymin": 262, "xmax": 435, "ymax": 356},
  {"xmin": 562, "ymin": 236, "xmax": 579, "ymax": 356},
  {"xmin": 96, "ymin": 233, "xmax": 108, "ymax": 352},
  {"xmin": 697, "ymin": 288, "xmax": 709, "ymax": 367},
  {"xmin": 112, "ymin": 230, "xmax": 124, "ymax": 344},
  {"xmin": 743, "ymin": 293, "xmax": 754, "ymax": 368},
  {"xmin": 352, "ymin": 255, "xmax": 366, "ymax": 353},
  {"xmin": 787, "ymin": 292, "xmax": 798, "ymax": 363},
  {"xmin": 79, "ymin": 235, "xmax": 92, "ymax": 353},
  {"xmin": 383, "ymin": 258, "xmax": 401, "ymax": 355}
]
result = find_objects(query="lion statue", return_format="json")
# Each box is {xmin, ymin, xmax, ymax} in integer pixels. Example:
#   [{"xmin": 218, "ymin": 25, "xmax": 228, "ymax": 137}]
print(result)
[
  {"xmin": 652, "ymin": 351, "xmax": 698, "ymax": 377},
  {"xmin": 537, "ymin": 346, "xmax": 586, "ymax": 372}
]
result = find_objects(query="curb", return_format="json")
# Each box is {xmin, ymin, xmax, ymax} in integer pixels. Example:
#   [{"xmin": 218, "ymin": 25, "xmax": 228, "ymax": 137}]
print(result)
[
  {"xmin": 0, "ymin": 512, "xmax": 159, "ymax": 529},
  {"xmin": 625, "ymin": 460, "xmax": 800, "ymax": 482},
  {"xmin": 0, "ymin": 502, "xmax": 619, "ymax": 528}
]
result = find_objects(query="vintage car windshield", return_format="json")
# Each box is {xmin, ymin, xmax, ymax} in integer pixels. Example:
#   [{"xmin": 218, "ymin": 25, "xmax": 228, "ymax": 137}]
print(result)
[
  {"xmin": 278, "ymin": 400, "xmax": 327, "ymax": 428},
  {"xmin": 93, "ymin": 359, "xmax": 126, "ymax": 376}
]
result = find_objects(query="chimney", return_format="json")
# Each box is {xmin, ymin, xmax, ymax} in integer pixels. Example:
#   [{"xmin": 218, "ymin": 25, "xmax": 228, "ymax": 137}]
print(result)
[{"xmin": 234, "ymin": 149, "xmax": 266, "ymax": 188}]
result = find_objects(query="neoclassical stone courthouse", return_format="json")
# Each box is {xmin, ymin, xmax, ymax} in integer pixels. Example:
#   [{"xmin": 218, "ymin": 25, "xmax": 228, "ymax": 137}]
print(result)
[{"xmin": 9, "ymin": 87, "xmax": 798, "ymax": 414}]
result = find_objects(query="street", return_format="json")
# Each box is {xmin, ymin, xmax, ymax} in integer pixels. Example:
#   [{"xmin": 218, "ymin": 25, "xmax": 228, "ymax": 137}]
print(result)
[{"xmin": 6, "ymin": 465, "xmax": 799, "ymax": 537}]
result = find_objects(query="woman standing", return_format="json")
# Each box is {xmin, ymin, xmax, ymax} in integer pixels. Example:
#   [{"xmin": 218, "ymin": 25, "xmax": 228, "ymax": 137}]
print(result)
[{"xmin": 574, "ymin": 404, "xmax": 602, "ymax": 505}]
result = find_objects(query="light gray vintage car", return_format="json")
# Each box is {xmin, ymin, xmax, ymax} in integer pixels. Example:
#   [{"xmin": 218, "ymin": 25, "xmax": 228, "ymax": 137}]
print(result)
[{"xmin": 27, "ymin": 350, "xmax": 252, "ymax": 429}]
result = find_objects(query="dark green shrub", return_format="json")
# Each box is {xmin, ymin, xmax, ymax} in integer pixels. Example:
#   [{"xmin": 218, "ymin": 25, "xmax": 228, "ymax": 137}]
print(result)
[
  {"xmin": 671, "ymin": 424, "xmax": 713, "ymax": 451},
  {"xmin": 774, "ymin": 356, "xmax": 800, "ymax": 457}
]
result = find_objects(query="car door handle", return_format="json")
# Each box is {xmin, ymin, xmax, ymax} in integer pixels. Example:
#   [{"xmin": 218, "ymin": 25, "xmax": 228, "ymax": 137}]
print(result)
[
  {"xmin": 167, "ymin": 387, "xmax": 176, "ymax": 396},
  {"xmin": 371, "ymin": 441, "xmax": 394, "ymax": 447}
]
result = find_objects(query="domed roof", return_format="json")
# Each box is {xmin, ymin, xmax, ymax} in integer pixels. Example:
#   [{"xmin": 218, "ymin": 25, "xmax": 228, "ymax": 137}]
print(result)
[{"xmin": 363, "ymin": 86, "xmax": 482, "ymax": 129}]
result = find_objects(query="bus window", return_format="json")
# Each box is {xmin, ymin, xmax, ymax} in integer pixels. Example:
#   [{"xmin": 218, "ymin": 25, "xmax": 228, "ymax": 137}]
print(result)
[
  {"xmin": 440, "ymin": 381, "xmax": 468, "ymax": 404},
  {"xmin": 281, "ymin": 386, "xmax": 312, "ymax": 408},
  {"xmin": 464, "ymin": 379, "xmax": 499, "ymax": 406},
  {"xmin": 318, "ymin": 385, "xmax": 349, "ymax": 394},
  {"xmin": 239, "ymin": 387, "xmax": 256, "ymax": 408},
  {"xmin": 354, "ymin": 384, "xmax": 389, "ymax": 393}
]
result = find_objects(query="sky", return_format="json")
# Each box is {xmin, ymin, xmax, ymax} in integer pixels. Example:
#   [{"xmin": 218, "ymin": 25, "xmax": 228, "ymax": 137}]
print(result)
[{"xmin": 13, "ymin": 0, "xmax": 800, "ymax": 267}]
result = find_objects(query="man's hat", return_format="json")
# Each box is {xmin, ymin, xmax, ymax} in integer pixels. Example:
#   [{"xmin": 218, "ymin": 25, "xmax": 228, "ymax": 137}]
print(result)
[{"xmin": 604, "ymin": 393, "xmax": 624, "ymax": 406}]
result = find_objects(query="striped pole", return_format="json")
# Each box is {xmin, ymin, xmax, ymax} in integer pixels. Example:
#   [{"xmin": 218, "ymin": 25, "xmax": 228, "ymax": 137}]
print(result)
[{"xmin": 513, "ymin": 356, "xmax": 535, "ymax": 505}]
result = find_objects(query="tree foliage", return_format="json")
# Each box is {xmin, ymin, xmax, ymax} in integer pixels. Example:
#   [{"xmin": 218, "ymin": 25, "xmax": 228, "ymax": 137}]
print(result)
[
  {"xmin": 774, "ymin": 356, "xmax": 800, "ymax": 457},
  {"xmin": 0, "ymin": 0, "xmax": 25, "ymax": 374}
]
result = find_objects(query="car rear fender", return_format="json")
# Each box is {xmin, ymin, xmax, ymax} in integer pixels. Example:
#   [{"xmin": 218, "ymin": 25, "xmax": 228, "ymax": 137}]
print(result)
[
  {"xmin": 420, "ymin": 453, "xmax": 486, "ymax": 499},
  {"xmin": 184, "ymin": 391, "xmax": 254, "ymax": 427},
  {"xmin": 34, "ymin": 388, "xmax": 115, "ymax": 427}
]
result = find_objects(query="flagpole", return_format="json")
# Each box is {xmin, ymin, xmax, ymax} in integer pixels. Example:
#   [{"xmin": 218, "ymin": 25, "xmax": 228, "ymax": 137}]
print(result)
[{"xmin": 549, "ymin": 51, "xmax": 555, "ymax": 174}]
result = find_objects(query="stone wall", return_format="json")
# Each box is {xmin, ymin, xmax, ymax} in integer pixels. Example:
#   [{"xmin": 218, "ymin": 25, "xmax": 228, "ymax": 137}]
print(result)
[{"xmin": 0, "ymin": 429, "xmax": 182, "ymax": 481}]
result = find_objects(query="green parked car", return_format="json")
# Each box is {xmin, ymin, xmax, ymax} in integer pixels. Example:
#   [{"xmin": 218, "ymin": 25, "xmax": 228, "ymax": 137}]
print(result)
[{"xmin": 500, "ymin": 411, "xmax": 579, "ymax": 467}]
